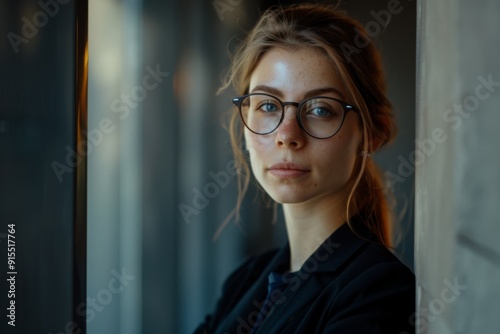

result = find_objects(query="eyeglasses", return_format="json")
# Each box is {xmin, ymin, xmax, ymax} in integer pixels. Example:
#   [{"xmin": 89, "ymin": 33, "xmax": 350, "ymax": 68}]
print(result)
[{"xmin": 232, "ymin": 93, "xmax": 358, "ymax": 139}]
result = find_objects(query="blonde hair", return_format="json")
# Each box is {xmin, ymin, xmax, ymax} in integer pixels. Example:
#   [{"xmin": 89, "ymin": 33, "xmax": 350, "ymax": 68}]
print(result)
[{"xmin": 217, "ymin": 4, "xmax": 396, "ymax": 246}]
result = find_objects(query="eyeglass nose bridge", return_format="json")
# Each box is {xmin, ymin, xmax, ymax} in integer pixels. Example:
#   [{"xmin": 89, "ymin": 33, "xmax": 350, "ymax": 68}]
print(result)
[
  {"xmin": 277, "ymin": 101, "xmax": 306, "ymax": 131},
  {"xmin": 281, "ymin": 101, "xmax": 300, "ymax": 109}
]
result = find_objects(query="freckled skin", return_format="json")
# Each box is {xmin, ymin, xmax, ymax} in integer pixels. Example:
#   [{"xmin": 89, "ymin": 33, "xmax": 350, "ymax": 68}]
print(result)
[{"xmin": 245, "ymin": 47, "xmax": 362, "ymax": 208}]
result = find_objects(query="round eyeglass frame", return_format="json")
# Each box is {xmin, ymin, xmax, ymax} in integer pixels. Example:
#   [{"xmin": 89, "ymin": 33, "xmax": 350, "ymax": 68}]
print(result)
[{"xmin": 232, "ymin": 93, "xmax": 358, "ymax": 139}]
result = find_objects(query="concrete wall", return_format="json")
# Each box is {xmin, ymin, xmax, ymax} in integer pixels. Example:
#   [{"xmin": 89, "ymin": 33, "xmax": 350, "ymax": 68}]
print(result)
[{"xmin": 416, "ymin": 0, "xmax": 500, "ymax": 332}]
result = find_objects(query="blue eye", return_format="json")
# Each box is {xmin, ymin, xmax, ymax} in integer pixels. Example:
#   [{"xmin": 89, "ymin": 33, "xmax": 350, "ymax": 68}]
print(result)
[
  {"xmin": 302, "ymin": 99, "xmax": 342, "ymax": 118},
  {"xmin": 310, "ymin": 107, "xmax": 331, "ymax": 117},
  {"xmin": 306, "ymin": 106, "xmax": 337, "ymax": 118},
  {"xmin": 259, "ymin": 102, "xmax": 280, "ymax": 113}
]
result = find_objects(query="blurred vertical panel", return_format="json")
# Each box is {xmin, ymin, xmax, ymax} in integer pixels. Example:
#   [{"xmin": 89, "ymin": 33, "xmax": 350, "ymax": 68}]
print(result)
[
  {"xmin": 88, "ymin": 0, "xmax": 142, "ymax": 333},
  {"xmin": 0, "ymin": 0, "xmax": 83, "ymax": 333},
  {"xmin": 140, "ymin": 1, "xmax": 179, "ymax": 332}
]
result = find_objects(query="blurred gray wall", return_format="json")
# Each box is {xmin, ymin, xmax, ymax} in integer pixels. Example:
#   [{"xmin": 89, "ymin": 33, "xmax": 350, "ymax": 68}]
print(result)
[{"xmin": 416, "ymin": 0, "xmax": 500, "ymax": 333}]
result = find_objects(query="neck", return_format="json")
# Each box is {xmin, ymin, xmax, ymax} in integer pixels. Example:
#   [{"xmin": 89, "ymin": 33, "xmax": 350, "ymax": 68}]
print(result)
[{"xmin": 283, "ymin": 194, "xmax": 347, "ymax": 272}]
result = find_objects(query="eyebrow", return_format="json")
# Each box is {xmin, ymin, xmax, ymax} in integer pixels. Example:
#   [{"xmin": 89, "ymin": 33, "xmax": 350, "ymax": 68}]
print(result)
[{"xmin": 250, "ymin": 85, "xmax": 346, "ymax": 100}]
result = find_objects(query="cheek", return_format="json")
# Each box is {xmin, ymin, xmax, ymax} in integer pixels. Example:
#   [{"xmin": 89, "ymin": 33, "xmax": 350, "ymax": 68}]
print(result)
[
  {"xmin": 336, "ymin": 116, "xmax": 363, "ymax": 153},
  {"xmin": 333, "ymin": 130, "xmax": 363, "ymax": 178},
  {"xmin": 243, "ymin": 130, "xmax": 255, "ymax": 150},
  {"xmin": 319, "ymin": 132, "xmax": 361, "ymax": 175},
  {"xmin": 336, "ymin": 133, "xmax": 359, "ymax": 156},
  {"xmin": 245, "ymin": 131, "xmax": 263, "ymax": 174},
  {"xmin": 245, "ymin": 131, "xmax": 272, "ymax": 158}
]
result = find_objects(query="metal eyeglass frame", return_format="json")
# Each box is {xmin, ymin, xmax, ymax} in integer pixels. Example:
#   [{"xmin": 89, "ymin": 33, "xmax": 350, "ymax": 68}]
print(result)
[{"xmin": 232, "ymin": 93, "xmax": 358, "ymax": 139}]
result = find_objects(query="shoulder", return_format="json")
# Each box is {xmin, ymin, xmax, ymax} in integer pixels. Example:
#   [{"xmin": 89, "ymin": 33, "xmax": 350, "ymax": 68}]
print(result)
[
  {"xmin": 351, "ymin": 242, "xmax": 414, "ymax": 285},
  {"xmin": 353, "ymin": 241, "xmax": 413, "ymax": 274},
  {"xmin": 328, "ymin": 241, "xmax": 414, "ymax": 300},
  {"xmin": 319, "ymin": 242, "xmax": 415, "ymax": 333},
  {"xmin": 322, "ymin": 219, "xmax": 414, "ymax": 287},
  {"xmin": 312, "ymin": 223, "xmax": 414, "ymax": 295}
]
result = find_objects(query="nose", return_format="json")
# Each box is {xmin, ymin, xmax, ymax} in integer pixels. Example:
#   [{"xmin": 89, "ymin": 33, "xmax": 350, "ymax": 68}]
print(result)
[{"xmin": 275, "ymin": 105, "xmax": 306, "ymax": 149}]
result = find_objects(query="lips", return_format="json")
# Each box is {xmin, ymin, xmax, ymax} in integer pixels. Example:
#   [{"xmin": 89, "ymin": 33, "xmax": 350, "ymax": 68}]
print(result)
[{"xmin": 268, "ymin": 162, "xmax": 310, "ymax": 178}]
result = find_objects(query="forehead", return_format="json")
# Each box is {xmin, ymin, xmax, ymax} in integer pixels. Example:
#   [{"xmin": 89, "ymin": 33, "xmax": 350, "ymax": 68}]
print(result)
[{"xmin": 248, "ymin": 47, "xmax": 346, "ymax": 98}]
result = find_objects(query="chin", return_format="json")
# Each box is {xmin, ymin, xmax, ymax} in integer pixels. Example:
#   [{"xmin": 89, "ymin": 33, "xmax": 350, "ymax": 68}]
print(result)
[{"xmin": 264, "ymin": 188, "xmax": 313, "ymax": 205}]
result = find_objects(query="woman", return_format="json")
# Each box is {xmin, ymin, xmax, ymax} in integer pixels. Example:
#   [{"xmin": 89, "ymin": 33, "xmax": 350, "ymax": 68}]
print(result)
[{"xmin": 196, "ymin": 3, "xmax": 415, "ymax": 333}]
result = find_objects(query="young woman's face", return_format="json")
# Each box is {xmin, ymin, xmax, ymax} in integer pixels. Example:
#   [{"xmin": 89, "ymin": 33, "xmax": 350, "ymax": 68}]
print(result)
[{"xmin": 245, "ymin": 47, "xmax": 362, "ymax": 206}]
